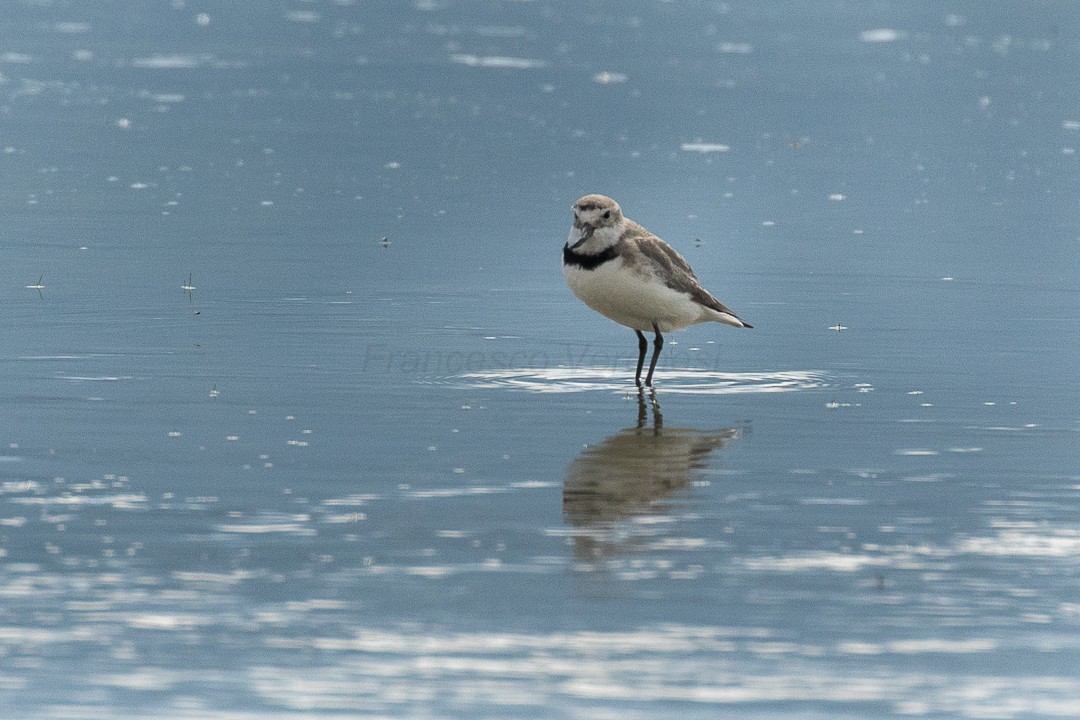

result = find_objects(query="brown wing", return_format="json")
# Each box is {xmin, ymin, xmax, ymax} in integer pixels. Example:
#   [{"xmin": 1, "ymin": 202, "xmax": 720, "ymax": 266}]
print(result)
[{"xmin": 625, "ymin": 225, "xmax": 742, "ymax": 318}]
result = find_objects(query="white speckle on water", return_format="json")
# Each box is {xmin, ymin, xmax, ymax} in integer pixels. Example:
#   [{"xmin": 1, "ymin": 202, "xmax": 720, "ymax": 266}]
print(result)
[
  {"xmin": 741, "ymin": 552, "xmax": 890, "ymax": 573},
  {"xmin": 218, "ymin": 522, "xmax": 313, "ymax": 535},
  {"xmin": 54, "ymin": 22, "xmax": 92, "ymax": 34},
  {"xmin": 859, "ymin": 28, "xmax": 902, "ymax": 43},
  {"xmin": 680, "ymin": 142, "xmax": 730, "ymax": 153},
  {"xmin": 450, "ymin": 54, "xmax": 547, "ymax": 70},
  {"xmin": 716, "ymin": 42, "xmax": 753, "ymax": 54},
  {"xmin": 130, "ymin": 54, "xmax": 202, "ymax": 69},
  {"xmin": 285, "ymin": 11, "xmax": 321, "ymax": 23},
  {"xmin": 592, "ymin": 71, "xmax": 628, "ymax": 85}
]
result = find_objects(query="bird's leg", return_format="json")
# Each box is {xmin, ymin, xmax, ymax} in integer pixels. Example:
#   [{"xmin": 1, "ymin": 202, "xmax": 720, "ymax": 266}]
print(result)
[
  {"xmin": 644, "ymin": 322, "xmax": 663, "ymax": 386},
  {"xmin": 634, "ymin": 330, "xmax": 648, "ymax": 386}
]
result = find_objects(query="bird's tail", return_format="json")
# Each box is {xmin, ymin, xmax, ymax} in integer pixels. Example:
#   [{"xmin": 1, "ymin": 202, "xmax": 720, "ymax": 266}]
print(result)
[{"xmin": 710, "ymin": 309, "xmax": 752, "ymax": 329}]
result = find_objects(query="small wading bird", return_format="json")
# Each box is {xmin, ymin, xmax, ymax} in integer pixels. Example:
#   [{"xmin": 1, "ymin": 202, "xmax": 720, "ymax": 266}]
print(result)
[{"xmin": 562, "ymin": 194, "xmax": 751, "ymax": 386}]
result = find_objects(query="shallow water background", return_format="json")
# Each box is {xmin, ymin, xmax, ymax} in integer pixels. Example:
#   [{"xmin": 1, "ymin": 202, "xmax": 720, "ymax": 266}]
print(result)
[{"xmin": 2, "ymin": 2, "xmax": 1079, "ymax": 718}]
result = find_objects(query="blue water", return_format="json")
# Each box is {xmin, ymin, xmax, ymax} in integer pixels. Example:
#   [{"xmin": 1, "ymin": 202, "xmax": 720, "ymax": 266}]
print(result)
[{"xmin": 2, "ymin": 2, "xmax": 1078, "ymax": 718}]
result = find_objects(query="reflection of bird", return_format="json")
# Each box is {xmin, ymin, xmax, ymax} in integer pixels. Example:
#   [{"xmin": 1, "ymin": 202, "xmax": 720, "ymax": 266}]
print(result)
[
  {"xmin": 563, "ymin": 390, "xmax": 740, "ymax": 538},
  {"xmin": 563, "ymin": 194, "xmax": 751, "ymax": 387}
]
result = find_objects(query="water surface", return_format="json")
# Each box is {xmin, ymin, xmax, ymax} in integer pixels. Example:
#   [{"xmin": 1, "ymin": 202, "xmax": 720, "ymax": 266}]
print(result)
[{"xmin": 1, "ymin": 2, "xmax": 1078, "ymax": 718}]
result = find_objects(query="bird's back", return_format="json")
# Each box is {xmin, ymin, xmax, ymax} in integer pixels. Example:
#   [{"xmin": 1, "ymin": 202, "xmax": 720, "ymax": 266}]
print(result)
[{"xmin": 620, "ymin": 223, "xmax": 747, "ymax": 326}]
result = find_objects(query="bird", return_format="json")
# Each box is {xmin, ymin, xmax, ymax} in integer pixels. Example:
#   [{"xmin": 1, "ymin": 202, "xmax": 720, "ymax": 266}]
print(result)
[{"xmin": 562, "ymin": 194, "xmax": 751, "ymax": 386}]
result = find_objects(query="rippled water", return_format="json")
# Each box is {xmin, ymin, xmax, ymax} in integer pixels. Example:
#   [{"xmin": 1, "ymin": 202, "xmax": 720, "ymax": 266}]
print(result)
[
  {"xmin": 2, "ymin": 1, "xmax": 1079, "ymax": 718},
  {"xmin": 454, "ymin": 368, "xmax": 827, "ymax": 394}
]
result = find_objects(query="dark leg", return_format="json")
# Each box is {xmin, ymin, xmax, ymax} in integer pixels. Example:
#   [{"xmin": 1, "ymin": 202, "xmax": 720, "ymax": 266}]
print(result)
[
  {"xmin": 644, "ymin": 323, "xmax": 663, "ymax": 386},
  {"xmin": 634, "ymin": 330, "xmax": 648, "ymax": 386}
]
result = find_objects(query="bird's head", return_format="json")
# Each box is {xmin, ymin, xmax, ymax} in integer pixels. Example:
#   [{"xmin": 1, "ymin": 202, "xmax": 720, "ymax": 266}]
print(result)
[{"xmin": 568, "ymin": 194, "xmax": 624, "ymax": 250}]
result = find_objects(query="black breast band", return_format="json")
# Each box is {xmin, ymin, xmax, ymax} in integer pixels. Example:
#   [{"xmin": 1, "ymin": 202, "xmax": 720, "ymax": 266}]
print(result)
[{"xmin": 563, "ymin": 243, "xmax": 618, "ymax": 271}]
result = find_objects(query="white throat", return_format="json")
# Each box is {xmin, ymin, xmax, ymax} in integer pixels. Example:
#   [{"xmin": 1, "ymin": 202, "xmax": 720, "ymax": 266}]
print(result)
[{"xmin": 567, "ymin": 221, "xmax": 623, "ymax": 254}]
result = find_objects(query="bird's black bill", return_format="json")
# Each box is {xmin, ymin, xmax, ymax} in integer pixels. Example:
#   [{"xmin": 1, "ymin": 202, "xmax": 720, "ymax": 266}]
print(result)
[{"xmin": 569, "ymin": 225, "xmax": 594, "ymax": 249}]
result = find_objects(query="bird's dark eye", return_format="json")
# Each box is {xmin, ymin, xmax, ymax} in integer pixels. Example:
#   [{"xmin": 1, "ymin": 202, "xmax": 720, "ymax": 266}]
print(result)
[{"xmin": 602, "ymin": 211, "xmax": 610, "ymax": 219}]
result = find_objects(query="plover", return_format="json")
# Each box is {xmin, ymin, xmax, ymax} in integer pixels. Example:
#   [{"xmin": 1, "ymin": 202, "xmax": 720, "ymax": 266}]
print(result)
[{"xmin": 563, "ymin": 194, "xmax": 751, "ymax": 386}]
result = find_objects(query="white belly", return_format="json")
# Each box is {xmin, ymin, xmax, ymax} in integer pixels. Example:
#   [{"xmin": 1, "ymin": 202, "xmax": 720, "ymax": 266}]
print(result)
[{"xmin": 564, "ymin": 257, "xmax": 705, "ymax": 332}]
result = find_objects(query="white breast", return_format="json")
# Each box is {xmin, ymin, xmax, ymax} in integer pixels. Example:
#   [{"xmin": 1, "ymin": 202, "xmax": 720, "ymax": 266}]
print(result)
[{"xmin": 563, "ymin": 257, "xmax": 706, "ymax": 332}]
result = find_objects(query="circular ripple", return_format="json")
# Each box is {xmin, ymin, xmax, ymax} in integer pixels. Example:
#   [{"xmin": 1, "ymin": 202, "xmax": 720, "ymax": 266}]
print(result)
[{"xmin": 447, "ymin": 367, "xmax": 828, "ymax": 394}]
